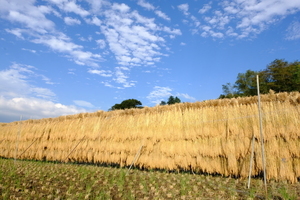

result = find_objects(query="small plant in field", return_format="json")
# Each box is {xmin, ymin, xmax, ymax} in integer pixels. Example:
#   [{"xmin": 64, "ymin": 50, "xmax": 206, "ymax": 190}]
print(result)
[
  {"xmin": 278, "ymin": 186, "xmax": 297, "ymax": 200},
  {"xmin": 180, "ymin": 176, "xmax": 188, "ymax": 196},
  {"xmin": 117, "ymin": 170, "xmax": 126, "ymax": 188},
  {"xmin": 247, "ymin": 187, "xmax": 257, "ymax": 199}
]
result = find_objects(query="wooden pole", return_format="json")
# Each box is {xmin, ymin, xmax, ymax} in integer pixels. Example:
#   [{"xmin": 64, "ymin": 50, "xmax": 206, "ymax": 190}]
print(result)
[
  {"xmin": 256, "ymin": 75, "xmax": 267, "ymax": 195},
  {"xmin": 14, "ymin": 116, "xmax": 22, "ymax": 164},
  {"xmin": 247, "ymin": 133, "xmax": 255, "ymax": 189},
  {"xmin": 127, "ymin": 145, "xmax": 143, "ymax": 175},
  {"xmin": 64, "ymin": 135, "xmax": 86, "ymax": 162},
  {"xmin": 17, "ymin": 138, "xmax": 38, "ymax": 159}
]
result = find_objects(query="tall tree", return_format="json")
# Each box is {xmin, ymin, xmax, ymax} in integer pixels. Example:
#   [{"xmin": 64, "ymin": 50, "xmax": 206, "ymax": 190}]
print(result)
[
  {"xmin": 263, "ymin": 59, "xmax": 300, "ymax": 92},
  {"xmin": 219, "ymin": 83, "xmax": 238, "ymax": 98},
  {"xmin": 167, "ymin": 96, "xmax": 181, "ymax": 105},
  {"xmin": 110, "ymin": 99, "xmax": 143, "ymax": 110},
  {"xmin": 160, "ymin": 101, "xmax": 167, "ymax": 105},
  {"xmin": 174, "ymin": 97, "xmax": 181, "ymax": 104},
  {"xmin": 219, "ymin": 59, "xmax": 300, "ymax": 98},
  {"xmin": 235, "ymin": 70, "xmax": 258, "ymax": 96},
  {"xmin": 290, "ymin": 61, "xmax": 300, "ymax": 91}
]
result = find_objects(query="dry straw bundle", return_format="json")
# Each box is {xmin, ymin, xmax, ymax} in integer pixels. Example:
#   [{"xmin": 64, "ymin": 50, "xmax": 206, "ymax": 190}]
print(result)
[{"xmin": 0, "ymin": 91, "xmax": 299, "ymax": 182}]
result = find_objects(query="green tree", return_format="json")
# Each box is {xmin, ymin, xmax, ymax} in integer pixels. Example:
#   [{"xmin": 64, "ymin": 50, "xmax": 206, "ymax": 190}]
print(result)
[
  {"xmin": 174, "ymin": 97, "xmax": 181, "ymax": 104},
  {"xmin": 235, "ymin": 69, "xmax": 258, "ymax": 96},
  {"xmin": 290, "ymin": 61, "xmax": 300, "ymax": 91},
  {"xmin": 263, "ymin": 59, "xmax": 300, "ymax": 92},
  {"xmin": 167, "ymin": 96, "xmax": 181, "ymax": 105},
  {"xmin": 219, "ymin": 83, "xmax": 238, "ymax": 98},
  {"xmin": 167, "ymin": 96, "xmax": 175, "ymax": 104},
  {"xmin": 110, "ymin": 99, "xmax": 143, "ymax": 110},
  {"xmin": 219, "ymin": 59, "xmax": 300, "ymax": 99},
  {"xmin": 160, "ymin": 101, "xmax": 167, "ymax": 105}
]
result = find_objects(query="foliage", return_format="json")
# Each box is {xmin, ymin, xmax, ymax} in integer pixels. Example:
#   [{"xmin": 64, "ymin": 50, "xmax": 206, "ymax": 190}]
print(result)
[
  {"xmin": 160, "ymin": 101, "xmax": 167, "ymax": 105},
  {"xmin": 263, "ymin": 59, "xmax": 300, "ymax": 92},
  {"xmin": 219, "ymin": 83, "xmax": 239, "ymax": 99},
  {"xmin": 219, "ymin": 59, "xmax": 300, "ymax": 98},
  {"xmin": 110, "ymin": 99, "xmax": 143, "ymax": 110},
  {"xmin": 160, "ymin": 96, "xmax": 181, "ymax": 105}
]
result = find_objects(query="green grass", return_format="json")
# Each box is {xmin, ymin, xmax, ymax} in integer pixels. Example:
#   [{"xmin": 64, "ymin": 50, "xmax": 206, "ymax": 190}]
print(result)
[{"xmin": 0, "ymin": 158, "xmax": 299, "ymax": 199}]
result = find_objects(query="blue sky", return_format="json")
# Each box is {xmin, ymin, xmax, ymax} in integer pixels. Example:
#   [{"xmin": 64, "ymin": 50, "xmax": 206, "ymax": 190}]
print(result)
[{"xmin": 0, "ymin": 0, "xmax": 300, "ymax": 122}]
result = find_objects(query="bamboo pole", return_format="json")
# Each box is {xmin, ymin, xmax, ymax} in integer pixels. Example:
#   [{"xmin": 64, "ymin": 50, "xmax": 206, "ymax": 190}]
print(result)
[
  {"xmin": 247, "ymin": 134, "xmax": 255, "ymax": 188},
  {"xmin": 14, "ymin": 116, "xmax": 22, "ymax": 164},
  {"xmin": 17, "ymin": 138, "xmax": 38, "ymax": 159},
  {"xmin": 64, "ymin": 135, "xmax": 86, "ymax": 162},
  {"xmin": 256, "ymin": 75, "xmax": 267, "ymax": 195},
  {"xmin": 127, "ymin": 144, "xmax": 143, "ymax": 175}
]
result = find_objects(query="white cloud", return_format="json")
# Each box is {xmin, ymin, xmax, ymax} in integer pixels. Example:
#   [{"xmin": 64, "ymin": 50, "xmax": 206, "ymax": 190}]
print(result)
[
  {"xmin": 177, "ymin": 93, "xmax": 196, "ymax": 101},
  {"xmin": 32, "ymin": 33, "xmax": 81, "ymax": 52},
  {"xmin": 48, "ymin": 0, "xmax": 89, "ymax": 17},
  {"xmin": 223, "ymin": 4, "xmax": 239, "ymax": 14},
  {"xmin": 180, "ymin": 0, "xmax": 300, "ymax": 39},
  {"xmin": 32, "ymin": 34, "xmax": 102, "ymax": 67},
  {"xmin": 1, "ymin": 0, "xmax": 102, "ymax": 67},
  {"xmin": 137, "ymin": 0, "xmax": 155, "ymax": 10},
  {"xmin": 0, "ymin": 0, "xmax": 55, "ymax": 34},
  {"xmin": 86, "ymin": 0, "xmax": 108, "ymax": 13},
  {"xmin": 147, "ymin": 86, "xmax": 196, "ymax": 104},
  {"xmin": 68, "ymin": 68, "xmax": 76, "ymax": 75},
  {"xmin": 0, "ymin": 96, "xmax": 86, "ymax": 122},
  {"xmin": 101, "ymin": 81, "xmax": 114, "ymax": 88},
  {"xmin": 191, "ymin": 15, "xmax": 201, "ymax": 27},
  {"xmin": 226, "ymin": 26, "xmax": 238, "ymax": 37},
  {"xmin": 147, "ymin": 86, "xmax": 172, "ymax": 104},
  {"xmin": 0, "ymin": 64, "xmax": 85, "ymax": 122},
  {"xmin": 5, "ymin": 28, "xmax": 25, "ymax": 39},
  {"xmin": 21, "ymin": 48, "xmax": 36, "ymax": 53},
  {"xmin": 64, "ymin": 16, "xmax": 81, "ymax": 25},
  {"xmin": 112, "ymin": 3, "xmax": 130, "ymax": 13},
  {"xmin": 162, "ymin": 26, "xmax": 182, "ymax": 35},
  {"xmin": 178, "ymin": 4, "xmax": 189, "ymax": 16},
  {"xmin": 96, "ymin": 39, "xmax": 106, "ymax": 49},
  {"xmin": 0, "ymin": 63, "xmax": 55, "ymax": 100},
  {"xmin": 230, "ymin": 0, "xmax": 300, "ymax": 37},
  {"xmin": 286, "ymin": 21, "xmax": 300, "ymax": 40},
  {"xmin": 88, "ymin": 69, "xmax": 112, "ymax": 77},
  {"xmin": 1, "ymin": 0, "xmax": 186, "ymax": 92},
  {"xmin": 73, "ymin": 100, "xmax": 94, "ymax": 108},
  {"xmin": 113, "ymin": 67, "xmax": 136, "ymax": 88},
  {"xmin": 100, "ymin": 3, "xmax": 172, "ymax": 67},
  {"xmin": 201, "ymin": 32, "xmax": 208, "ymax": 37},
  {"xmin": 199, "ymin": 3, "xmax": 212, "ymax": 14},
  {"xmin": 155, "ymin": 10, "xmax": 170, "ymax": 21},
  {"xmin": 85, "ymin": 16, "xmax": 102, "ymax": 26}
]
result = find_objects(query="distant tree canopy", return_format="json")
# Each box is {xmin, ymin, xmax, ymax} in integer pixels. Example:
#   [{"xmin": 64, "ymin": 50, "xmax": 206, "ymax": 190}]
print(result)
[
  {"xmin": 110, "ymin": 99, "xmax": 143, "ymax": 110},
  {"xmin": 219, "ymin": 59, "xmax": 300, "ymax": 98},
  {"xmin": 160, "ymin": 96, "xmax": 181, "ymax": 105}
]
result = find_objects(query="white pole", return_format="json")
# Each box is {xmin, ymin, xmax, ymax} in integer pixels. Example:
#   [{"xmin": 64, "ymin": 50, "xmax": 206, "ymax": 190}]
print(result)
[
  {"xmin": 127, "ymin": 145, "xmax": 143, "ymax": 175},
  {"xmin": 14, "ymin": 115, "xmax": 22, "ymax": 164},
  {"xmin": 256, "ymin": 75, "xmax": 267, "ymax": 194},
  {"xmin": 247, "ymin": 134, "xmax": 255, "ymax": 188}
]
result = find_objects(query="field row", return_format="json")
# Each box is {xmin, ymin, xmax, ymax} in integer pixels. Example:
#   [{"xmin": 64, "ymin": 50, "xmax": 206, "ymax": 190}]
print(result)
[{"xmin": 1, "ymin": 158, "xmax": 299, "ymax": 199}]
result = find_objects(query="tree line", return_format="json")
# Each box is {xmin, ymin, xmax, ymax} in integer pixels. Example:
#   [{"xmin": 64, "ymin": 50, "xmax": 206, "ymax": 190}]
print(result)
[
  {"xmin": 110, "ymin": 96, "xmax": 181, "ymax": 110},
  {"xmin": 109, "ymin": 59, "xmax": 300, "ymax": 110},
  {"xmin": 219, "ymin": 59, "xmax": 300, "ymax": 98}
]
